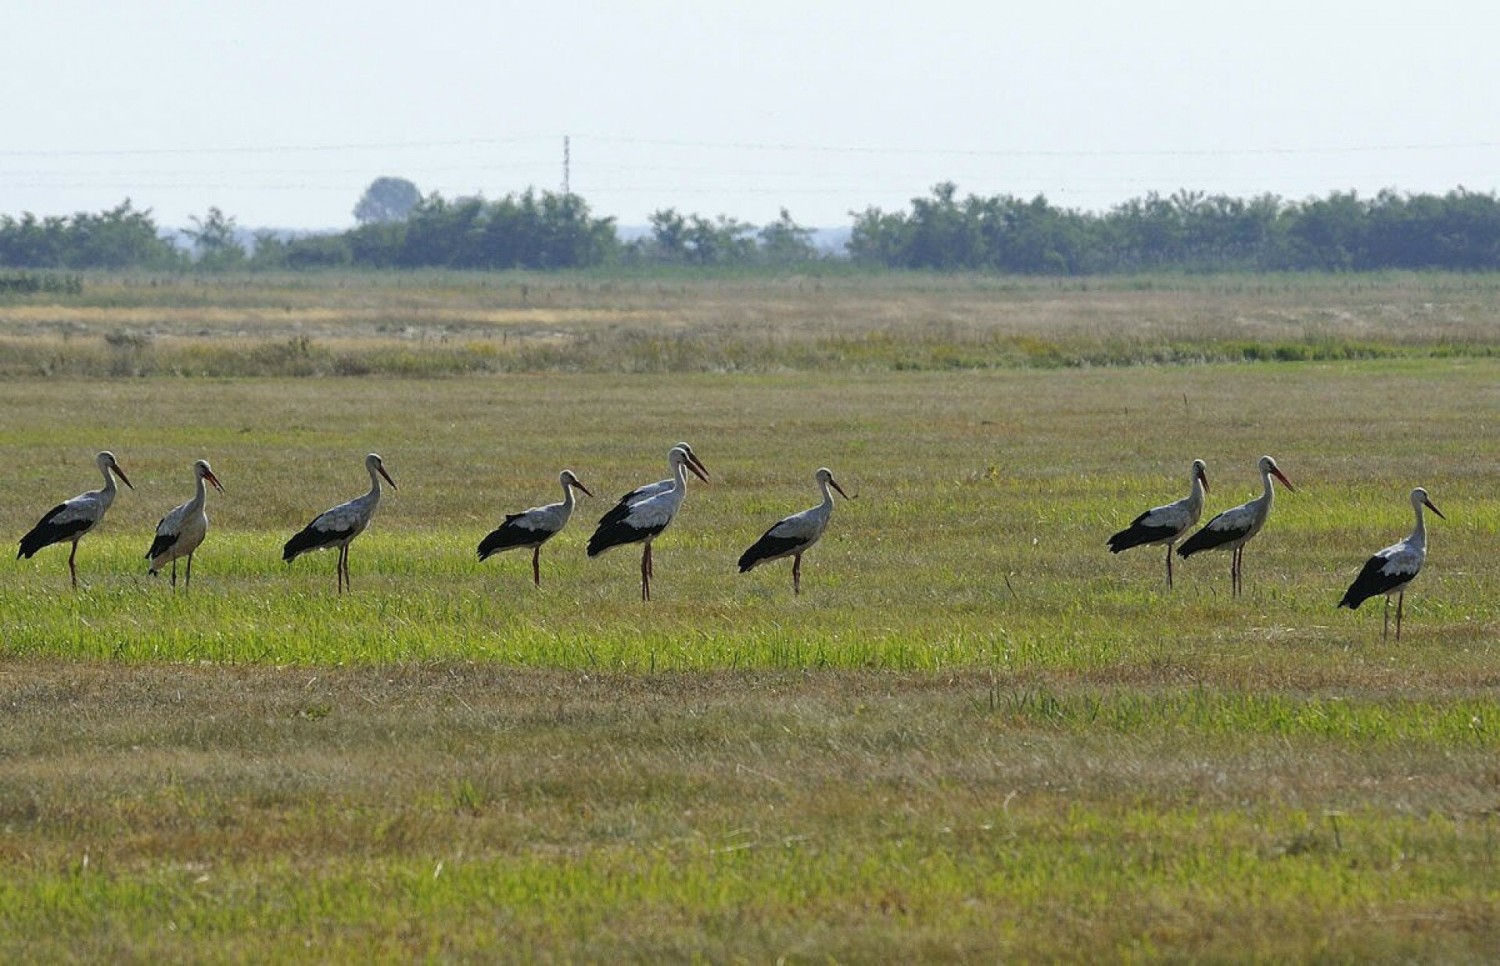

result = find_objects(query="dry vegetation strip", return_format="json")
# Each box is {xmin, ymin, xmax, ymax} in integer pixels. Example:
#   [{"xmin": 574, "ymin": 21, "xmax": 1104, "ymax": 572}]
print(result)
[{"xmin": 3, "ymin": 270, "xmax": 1500, "ymax": 377}]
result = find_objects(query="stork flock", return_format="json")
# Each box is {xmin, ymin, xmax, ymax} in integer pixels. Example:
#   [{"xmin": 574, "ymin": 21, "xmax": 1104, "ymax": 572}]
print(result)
[
  {"xmin": 15, "ymin": 448, "xmax": 1446, "ymax": 638},
  {"xmin": 15, "ymin": 444, "xmax": 850, "ymax": 603}
]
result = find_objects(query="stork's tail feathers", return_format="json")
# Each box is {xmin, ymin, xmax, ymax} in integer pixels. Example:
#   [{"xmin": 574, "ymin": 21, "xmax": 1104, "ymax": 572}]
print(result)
[
  {"xmin": 477, "ymin": 521, "xmax": 530, "ymax": 561},
  {"xmin": 17, "ymin": 513, "xmax": 78, "ymax": 558},
  {"xmin": 282, "ymin": 526, "xmax": 321, "ymax": 562}
]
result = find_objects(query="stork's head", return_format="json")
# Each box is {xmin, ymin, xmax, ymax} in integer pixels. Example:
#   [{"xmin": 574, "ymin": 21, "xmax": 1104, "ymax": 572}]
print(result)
[
  {"xmin": 99, "ymin": 451, "xmax": 133, "ymax": 489},
  {"xmin": 1412, "ymin": 486, "xmax": 1444, "ymax": 520},
  {"xmin": 1259, "ymin": 455, "xmax": 1293, "ymax": 492},
  {"xmin": 561, "ymin": 469, "xmax": 593, "ymax": 498},
  {"xmin": 815, "ymin": 467, "xmax": 849, "ymax": 500},
  {"xmin": 672, "ymin": 442, "xmax": 709, "ymax": 481},
  {"xmin": 195, "ymin": 459, "xmax": 225, "ymax": 494},
  {"xmin": 367, "ymin": 453, "xmax": 397, "ymax": 490}
]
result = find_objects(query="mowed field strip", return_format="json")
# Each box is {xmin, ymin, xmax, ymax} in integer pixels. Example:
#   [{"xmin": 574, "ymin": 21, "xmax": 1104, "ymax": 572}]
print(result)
[{"xmin": 1, "ymin": 272, "xmax": 1498, "ymax": 959}]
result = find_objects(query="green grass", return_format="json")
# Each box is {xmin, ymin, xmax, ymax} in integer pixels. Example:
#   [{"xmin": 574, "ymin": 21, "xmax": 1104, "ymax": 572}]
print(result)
[{"xmin": 1, "ymin": 273, "xmax": 1499, "ymax": 958}]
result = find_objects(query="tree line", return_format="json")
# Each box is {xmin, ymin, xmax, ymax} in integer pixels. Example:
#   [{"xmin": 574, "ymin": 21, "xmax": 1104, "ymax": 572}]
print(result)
[{"xmin": 4, "ymin": 182, "xmax": 1500, "ymax": 274}]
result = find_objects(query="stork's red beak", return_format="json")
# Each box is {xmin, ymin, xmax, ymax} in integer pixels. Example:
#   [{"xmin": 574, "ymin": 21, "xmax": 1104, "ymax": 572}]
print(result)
[
  {"xmin": 112, "ymin": 463, "xmax": 133, "ymax": 489},
  {"xmin": 379, "ymin": 465, "xmax": 397, "ymax": 490},
  {"xmin": 205, "ymin": 469, "xmax": 225, "ymax": 493},
  {"xmin": 573, "ymin": 478, "xmax": 594, "ymax": 498},
  {"xmin": 1271, "ymin": 467, "xmax": 1294, "ymax": 492}
]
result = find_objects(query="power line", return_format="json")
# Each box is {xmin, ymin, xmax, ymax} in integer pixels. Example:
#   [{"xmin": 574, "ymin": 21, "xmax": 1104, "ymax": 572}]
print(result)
[
  {"xmin": 2, "ymin": 133, "xmax": 1497, "ymax": 161},
  {"xmin": 0, "ymin": 135, "xmax": 556, "ymax": 159}
]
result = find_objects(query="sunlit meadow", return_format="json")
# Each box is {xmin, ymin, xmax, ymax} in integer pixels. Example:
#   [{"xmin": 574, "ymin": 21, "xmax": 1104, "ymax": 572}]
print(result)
[{"xmin": 1, "ymin": 271, "xmax": 1498, "ymax": 959}]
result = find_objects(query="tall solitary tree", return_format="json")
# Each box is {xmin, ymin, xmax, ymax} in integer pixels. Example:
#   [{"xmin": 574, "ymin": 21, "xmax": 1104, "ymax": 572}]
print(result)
[{"xmin": 354, "ymin": 177, "xmax": 422, "ymax": 225}]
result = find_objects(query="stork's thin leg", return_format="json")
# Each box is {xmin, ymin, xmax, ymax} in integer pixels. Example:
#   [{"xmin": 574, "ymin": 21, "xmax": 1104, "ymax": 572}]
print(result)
[
  {"xmin": 185, "ymin": 552, "xmax": 193, "ymax": 590},
  {"xmin": 1165, "ymin": 544, "xmax": 1174, "ymax": 589},
  {"xmin": 532, "ymin": 546, "xmax": 541, "ymax": 588},
  {"xmin": 1383, "ymin": 596, "xmax": 1391, "ymax": 640},
  {"xmin": 640, "ymin": 544, "xmax": 652, "ymax": 601},
  {"xmin": 793, "ymin": 553, "xmax": 802, "ymax": 595},
  {"xmin": 1396, "ymin": 592, "xmax": 1405, "ymax": 641},
  {"xmin": 337, "ymin": 545, "xmax": 348, "ymax": 595},
  {"xmin": 170, "ymin": 558, "xmax": 178, "ymax": 589},
  {"xmin": 68, "ymin": 541, "xmax": 79, "ymax": 590}
]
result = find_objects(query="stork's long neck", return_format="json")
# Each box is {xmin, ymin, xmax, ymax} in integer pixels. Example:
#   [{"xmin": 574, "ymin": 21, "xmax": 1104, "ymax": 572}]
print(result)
[
  {"xmin": 1409, "ymin": 499, "xmax": 1428, "ymax": 549},
  {"xmin": 98, "ymin": 461, "xmax": 118, "ymax": 506},
  {"xmin": 818, "ymin": 477, "xmax": 837, "ymax": 513},
  {"xmin": 187, "ymin": 471, "xmax": 209, "ymax": 513},
  {"xmin": 1258, "ymin": 466, "xmax": 1276, "ymax": 509},
  {"xmin": 560, "ymin": 480, "xmax": 577, "ymax": 515},
  {"xmin": 671, "ymin": 458, "xmax": 689, "ymax": 493},
  {"xmin": 366, "ymin": 463, "xmax": 384, "ymax": 503},
  {"xmin": 1186, "ymin": 472, "xmax": 1205, "ymax": 516}
]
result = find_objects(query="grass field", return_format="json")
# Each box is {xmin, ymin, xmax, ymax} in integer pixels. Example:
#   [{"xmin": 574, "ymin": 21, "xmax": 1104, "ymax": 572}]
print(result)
[{"xmin": 2, "ymin": 272, "xmax": 1499, "ymax": 959}]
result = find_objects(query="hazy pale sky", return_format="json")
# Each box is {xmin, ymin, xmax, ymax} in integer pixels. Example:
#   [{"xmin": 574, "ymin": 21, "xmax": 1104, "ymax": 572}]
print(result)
[{"xmin": 6, "ymin": 1, "xmax": 1499, "ymax": 230}]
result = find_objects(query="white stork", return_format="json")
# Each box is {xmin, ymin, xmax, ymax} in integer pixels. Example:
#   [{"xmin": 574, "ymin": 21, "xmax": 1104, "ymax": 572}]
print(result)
[
  {"xmin": 586, "ymin": 446, "xmax": 709, "ymax": 600},
  {"xmin": 17, "ymin": 451, "xmax": 133, "ymax": 589},
  {"xmin": 1107, "ymin": 459, "xmax": 1209, "ymax": 588},
  {"xmin": 738, "ymin": 467, "xmax": 850, "ymax": 595},
  {"xmin": 282, "ymin": 453, "xmax": 396, "ymax": 594},
  {"xmin": 1339, "ymin": 487, "xmax": 1445, "ymax": 640},
  {"xmin": 1177, "ymin": 455, "xmax": 1294, "ymax": 597},
  {"xmin": 146, "ymin": 458, "xmax": 225, "ymax": 588},
  {"xmin": 478, "ymin": 469, "xmax": 593, "ymax": 586},
  {"xmin": 595, "ymin": 442, "xmax": 708, "ymax": 528}
]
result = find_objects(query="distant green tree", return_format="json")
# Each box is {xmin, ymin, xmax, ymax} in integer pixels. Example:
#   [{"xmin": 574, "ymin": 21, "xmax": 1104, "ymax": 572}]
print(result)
[
  {"xmin": 70, "ymin": 200, "xmax": 180, "ymax": 269},
  {"xmin": 756, "ymin": 208, "xmax": 818, "ymax": 264},
  {"xmin": 185, "ymin": 207, "xmax": 246, "ymax": 268},
  {"xmin": 646, "ymin": 208, "xmax": 689, "ymax": 262},
  {"xmin": 354, "ymin": 177, "xmax": 423, "ymax": 225},
  {"xmin": 684, "ymin": 214, "xmax": 755, "ymax": 265}
]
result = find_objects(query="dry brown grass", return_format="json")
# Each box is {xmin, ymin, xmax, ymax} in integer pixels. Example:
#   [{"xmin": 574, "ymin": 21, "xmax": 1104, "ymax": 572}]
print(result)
[{"xmin": 3, "ymin": 271, "xmax": 1500, "ymax": 377}]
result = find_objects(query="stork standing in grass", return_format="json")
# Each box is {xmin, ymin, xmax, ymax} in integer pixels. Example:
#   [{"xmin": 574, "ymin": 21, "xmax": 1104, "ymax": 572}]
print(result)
[
  {"xmin": 1176, "ymin": 455, "xmax": 1294, "ymax": 597},
  {"xmin": 1106, "ymin": 459, "xmax": 1209, "ymax": 588},
  {"xmin": 17, "ymin": 451, "xmax": 133, "ymax": 589},
  {"xmin": 478, "ymin": 470, "xmax": 593, "ymax": 586},
  {"xmin": 586, "ymin": 446, "xmax": 709, "ymax": 601},
  {"xmin": 1338, "ymin": 487, "xmax": 1445, "ymax": 640},
  {"xmin": 146, "ymin": 459, "xmax": 225, "ymax": 588},
  {"xmin": 282, "ymin": 453, "xmax": 396, "ymax": 594},
  {"xmin": 738, "ymin": 467, "xmax": 850, "ymax": 595}
]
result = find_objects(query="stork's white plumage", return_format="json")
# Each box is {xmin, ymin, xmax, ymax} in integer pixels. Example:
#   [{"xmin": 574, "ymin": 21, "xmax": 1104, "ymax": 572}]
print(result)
[
  {"xmin": 1339, "ymin": 487, "xmax": 1444, "ymax": 640},
  {"xmin": 282, "ymin": 453, "xmax": 396, "ymax": 594},
  {"xmin": 17, "ymin": 451, "xmax": 133, "ymax": 589},
  {"xmin": 738, "ymin": 467, "xmax": 849, "ymax": 595},
  {"xmin": 586, "ymin": 446, "xmax": 710, "ymax": 600},
  {"xmin": 596, "ymin": 442, "xmax": 707, "ymax": 529},
  {"xmin": 1177, "ymin": 455, "xmax": 1294, "ymax": 597},
  {"xmin": 146, "ymin": 459, "xmax": 225, "ymax": 588},
  {"xmin": 1106, "ymin": 459, "xmax": 1209, "ymax": 588},
  {"xmin": 478, "ymin": 469, "xmax": 593, "ymax": 586}
]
